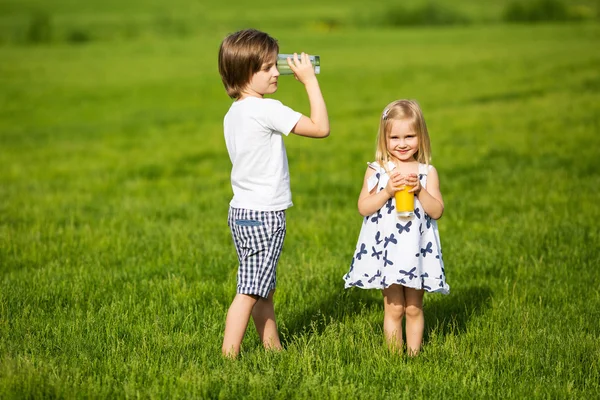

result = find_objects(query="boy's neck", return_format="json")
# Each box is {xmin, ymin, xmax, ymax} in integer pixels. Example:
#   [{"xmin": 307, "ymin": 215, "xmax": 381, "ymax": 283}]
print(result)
[{"xmin": 238, "ymin": 91, "xmax": 264, "ymax": 101}]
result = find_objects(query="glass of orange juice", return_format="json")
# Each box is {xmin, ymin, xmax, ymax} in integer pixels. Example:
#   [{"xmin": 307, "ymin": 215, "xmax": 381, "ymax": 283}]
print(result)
[{"xmin": 394, "ymin": 185, "xmax": 414, "ymax": 218}]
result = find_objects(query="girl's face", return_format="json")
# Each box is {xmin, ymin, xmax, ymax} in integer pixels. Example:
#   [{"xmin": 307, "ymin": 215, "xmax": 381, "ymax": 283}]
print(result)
[
  {"xmin": 242, "ymin": 55, "xmax": 280, "ymax": 98},
  {"xmin": 387, "ymin": 119, "xmax": 419, "ymax": 162}
]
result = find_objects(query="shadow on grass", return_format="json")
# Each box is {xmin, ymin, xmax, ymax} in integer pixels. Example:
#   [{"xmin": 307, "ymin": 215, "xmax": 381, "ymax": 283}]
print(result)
[
  {"xmin": 423, "ymin": 285, "xmax": 493, "ymax": 342},
  {"xmin": 280, "ymin": 284, "xmax": 492, "ymax": 347},
  {"xmin": 280, "ymin": 287, "xmax": 380, "ymax": 347}
]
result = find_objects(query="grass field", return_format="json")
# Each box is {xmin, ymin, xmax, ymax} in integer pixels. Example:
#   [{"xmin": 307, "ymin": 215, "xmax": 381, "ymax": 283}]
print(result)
[{"xmin": 1, "ymin": 0, "xmax": 600, "ymax": 398}]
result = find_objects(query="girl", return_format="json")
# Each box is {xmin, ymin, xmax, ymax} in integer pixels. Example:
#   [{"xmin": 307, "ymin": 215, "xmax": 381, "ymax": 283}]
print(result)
[{"xmin": 343, "ymin": 99, "xmax": 449, "ymax": 356}]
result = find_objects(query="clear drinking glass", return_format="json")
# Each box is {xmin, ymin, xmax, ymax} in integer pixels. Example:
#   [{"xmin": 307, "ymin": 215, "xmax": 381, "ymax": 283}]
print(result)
[{"xmin": 277, "ymin": 54, "xmax": 320, "ymax": 75}]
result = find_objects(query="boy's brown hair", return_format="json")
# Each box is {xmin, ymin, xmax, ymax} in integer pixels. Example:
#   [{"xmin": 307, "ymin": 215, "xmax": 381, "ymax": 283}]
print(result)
[{"xmin": 218, "ymin": 29, "xmax": 279, "ymax": 99}]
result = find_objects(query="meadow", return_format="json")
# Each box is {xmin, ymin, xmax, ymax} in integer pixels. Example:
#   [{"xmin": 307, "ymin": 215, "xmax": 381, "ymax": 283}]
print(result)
[{"xmin": 1, "ymin": 0, "xmax": 600, "ymax": 398}]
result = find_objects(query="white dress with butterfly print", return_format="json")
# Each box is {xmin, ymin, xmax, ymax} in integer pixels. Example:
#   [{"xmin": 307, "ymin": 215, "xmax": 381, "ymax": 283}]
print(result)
[{"xmin": 343, "ymin": 161, "xmax": 449, "ymax": 294}]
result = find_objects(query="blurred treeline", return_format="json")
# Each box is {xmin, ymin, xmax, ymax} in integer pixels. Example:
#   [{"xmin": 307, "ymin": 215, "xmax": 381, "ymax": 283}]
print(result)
[{"xmin": 1, "ymin": 0, "xmax": 599, "ymax": 46}]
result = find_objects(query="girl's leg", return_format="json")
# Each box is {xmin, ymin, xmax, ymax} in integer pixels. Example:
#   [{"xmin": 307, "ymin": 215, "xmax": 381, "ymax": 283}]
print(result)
[
  {"xmin": 404, "ymin": 287, "xmax": 425, "ymax": 356},
  {"xmin": 382, "ymin": 284, "xmax": 406, "ymax": 352},
  {"xmin": 222, "ymin": 293, "xmax": 259, "ymax": 358},
  {"xmin": 251, "ymin": 290, "xmax": 282, "ymax": 351}
]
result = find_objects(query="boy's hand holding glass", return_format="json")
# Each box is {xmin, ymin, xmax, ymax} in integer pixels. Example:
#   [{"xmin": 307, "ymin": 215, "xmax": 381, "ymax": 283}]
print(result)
[{"xmin": 283, "ymin": 53, "xmax": 318, "ymax": 83}]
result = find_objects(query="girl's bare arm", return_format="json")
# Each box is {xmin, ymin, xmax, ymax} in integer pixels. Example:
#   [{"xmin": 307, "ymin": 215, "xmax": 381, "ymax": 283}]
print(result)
[
  {"xmin": 357, "ymin": 168, "xmax": 396, "ymax": 217},
  {"xmin": 414, "ymin": 166, "xmax": 444, "ymax": 220}
]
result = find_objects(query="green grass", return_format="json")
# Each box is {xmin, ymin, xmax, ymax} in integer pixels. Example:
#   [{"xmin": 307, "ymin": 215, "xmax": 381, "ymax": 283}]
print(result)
[
  {"xmin": 1, "ymin": 0, "xmax": 599, "ymax": 44},
  {"xmin": 1, "ymin": 0, "xmax": 600, "ymax": 398}
]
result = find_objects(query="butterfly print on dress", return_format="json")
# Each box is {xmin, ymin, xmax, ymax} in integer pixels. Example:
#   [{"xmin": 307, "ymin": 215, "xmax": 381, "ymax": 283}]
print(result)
[
  {"xmin": 375, "ymin": 231, "xmax": 383, "ymax": 245},
  {"xmin": 385, "ymin": 198, "xmax": 395, "ymax": 214},
  {"xmin": 420, "ymin": 242, "xmax": 433, "ymax": 257},
  {"xmin": 396, "ymin": 221, "xmax": 412, "ymax": 234},
  {"xmin": 371, "ymin": 246, "xmax": 382, "ymax": 260},
  {"xmin": 355, "ymin": 243, "xmax": 367, "ymax": 260},
  {"xmin": 370, "ymin": 210, "xmax": 383, "ymax": 223},
  {"xmin": 384, "ymin": 234, "xmax": 397, "ymax": 248},
  {"xmin": 414, "ymin": 207, "xmax": 421, "ymax": 219},
  {"xmin": 399, "ymin": 267, "xmax": 417, "ymax": 280},
  {"xmin": 368, "ymin": 270, "xmax": 382, "ymax": 283},
  {"xmin": 425, "ymin": 215, "xmax": 432, "ymax": 229},
  {"xmin": 383, "ymin": 250, "xmax": 393, "ymax": 267}
]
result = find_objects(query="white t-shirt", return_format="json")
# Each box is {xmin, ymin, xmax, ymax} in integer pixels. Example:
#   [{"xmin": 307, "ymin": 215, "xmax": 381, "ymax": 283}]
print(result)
[{"xmin": 224, "ymin": 97, "xmax": 302, "ymax": 211}]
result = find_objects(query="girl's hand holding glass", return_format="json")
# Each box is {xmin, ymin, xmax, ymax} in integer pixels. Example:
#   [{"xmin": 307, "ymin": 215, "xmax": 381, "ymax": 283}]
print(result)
[
  {"xmin": 386, "ymin": 172, "xmax": 419, "ymax": 195},
  {"xmin": 405, "ymin": 173, "xmax": 421, "ymax": 194},
  {"xmin": 385, "ymin": 172, "xmax": 404, "ymax": 197}
]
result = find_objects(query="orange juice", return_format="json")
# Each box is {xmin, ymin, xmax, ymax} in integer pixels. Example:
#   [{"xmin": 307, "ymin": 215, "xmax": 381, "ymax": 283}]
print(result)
[{"xmin": 394, "ymin": 186, "xmax": 414, "ymax": 218}]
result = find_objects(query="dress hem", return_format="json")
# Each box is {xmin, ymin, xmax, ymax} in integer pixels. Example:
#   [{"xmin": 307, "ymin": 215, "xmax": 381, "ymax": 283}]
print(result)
[{"xmin": 344, "ymin": 280, "xmax": 449, "ymax": 295}]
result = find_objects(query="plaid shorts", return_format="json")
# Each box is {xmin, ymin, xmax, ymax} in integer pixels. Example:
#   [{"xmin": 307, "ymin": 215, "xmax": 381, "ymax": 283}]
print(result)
[{"xmin": 228, "ymin": 207, "xmax": 286, "ymax": 298}]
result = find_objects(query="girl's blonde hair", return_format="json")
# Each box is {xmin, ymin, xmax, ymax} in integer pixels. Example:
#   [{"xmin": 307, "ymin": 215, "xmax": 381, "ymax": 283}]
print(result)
[{"xmin": 375, "ymin": 99, "xmax": 432, "ymax": 167}]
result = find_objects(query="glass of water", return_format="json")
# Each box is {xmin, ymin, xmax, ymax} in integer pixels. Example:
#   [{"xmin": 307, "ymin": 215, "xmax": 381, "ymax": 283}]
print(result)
[{"xmin": 277, "ymin": 54, "xmax": 320, "ymax": 75}]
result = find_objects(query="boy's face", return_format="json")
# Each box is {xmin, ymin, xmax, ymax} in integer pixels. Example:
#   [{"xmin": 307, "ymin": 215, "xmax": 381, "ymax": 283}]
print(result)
[{"xmin": 242, "ymin": 56, "xmax": 280, "ymax": 98}]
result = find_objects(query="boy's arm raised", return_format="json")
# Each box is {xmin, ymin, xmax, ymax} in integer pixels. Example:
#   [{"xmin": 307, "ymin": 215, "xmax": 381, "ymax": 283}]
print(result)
[{"xmin": 288, "ymin": 53, "xmax": 330, "ymax": 138}]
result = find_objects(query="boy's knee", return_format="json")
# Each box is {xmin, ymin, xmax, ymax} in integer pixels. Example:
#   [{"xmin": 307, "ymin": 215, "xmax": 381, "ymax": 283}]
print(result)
[{"xmin": 235, "ymin": 293, "xmax": 260, "ymax": 307}]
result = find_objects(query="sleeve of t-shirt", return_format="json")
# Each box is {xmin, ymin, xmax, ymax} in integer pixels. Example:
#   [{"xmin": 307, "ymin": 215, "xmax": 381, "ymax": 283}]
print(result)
[{"xmin": 261, "ymin": 99, "xmax": 302, "ymax": 136}]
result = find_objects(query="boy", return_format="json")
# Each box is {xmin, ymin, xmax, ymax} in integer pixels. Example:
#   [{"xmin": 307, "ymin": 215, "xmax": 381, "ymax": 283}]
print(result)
[{"xmin": 218, "ymin": 28, "xmax": 329, "ymax": 358}]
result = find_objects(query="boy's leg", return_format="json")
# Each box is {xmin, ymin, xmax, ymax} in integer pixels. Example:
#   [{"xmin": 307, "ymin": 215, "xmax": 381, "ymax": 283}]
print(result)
[
  {"xmin": 251, "ymin": 289, "xmax": 282, "ymax": 350},
  {"xmin": 404, "ymin": 287, "xmax": 425, "ymax": 356},
  {"xmin": 222, "ymin": 293, "xmax": 259, "ymax": 358},
  {"xmin": 224, "ymin": 207, "xmax": 286, "ymax": 357},
  {"xmin": 382, "ymin": 284, "xmax": 406, "ymax": 352}
]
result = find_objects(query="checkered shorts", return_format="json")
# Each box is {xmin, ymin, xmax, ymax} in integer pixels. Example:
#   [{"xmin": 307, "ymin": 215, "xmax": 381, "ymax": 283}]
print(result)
[{"xmin": 228, "ymin": 207, "xmax": 286, "ymax": 298}]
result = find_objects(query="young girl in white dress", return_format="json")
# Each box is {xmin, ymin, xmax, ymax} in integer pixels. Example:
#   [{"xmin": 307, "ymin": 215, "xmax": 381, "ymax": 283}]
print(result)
[{"xmin": 343, "ymin": 99, "xmax": 449, "ymax": 355}]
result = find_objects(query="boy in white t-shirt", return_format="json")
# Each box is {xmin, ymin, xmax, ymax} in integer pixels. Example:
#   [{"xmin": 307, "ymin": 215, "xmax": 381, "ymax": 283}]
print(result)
[{"xmin": 218, "ymin": 28, "xmax": 329, "ymax": 358}]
